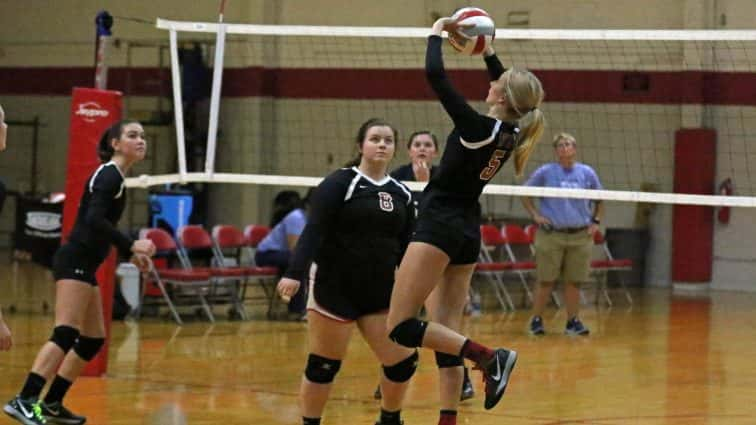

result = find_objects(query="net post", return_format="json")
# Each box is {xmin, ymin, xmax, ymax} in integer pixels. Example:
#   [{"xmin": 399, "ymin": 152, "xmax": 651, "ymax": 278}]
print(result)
[
  {"xmin": 205, "ymin": 21, "xmax": 227, "ymax": 176},
  {"xmin": 168, "ymin": 29, "xmax": 188, "ymax": 181},
  {"xmin": 66, "ymin": 88, "xmax": 123, "ymax": 376}
]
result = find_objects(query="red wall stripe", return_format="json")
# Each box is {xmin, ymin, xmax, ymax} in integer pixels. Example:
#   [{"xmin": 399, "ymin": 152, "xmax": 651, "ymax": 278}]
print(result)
[{"xmin": 2, "ymin": 66, "xmax": 756, "ymax": 105}]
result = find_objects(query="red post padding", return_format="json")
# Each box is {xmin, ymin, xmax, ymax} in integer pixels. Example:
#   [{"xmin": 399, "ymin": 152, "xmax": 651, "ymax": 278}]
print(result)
[
  {"xmin": 62, "ymin": 87, "xmax": 122, "ymax": 376},
  {"xmin": 672, "ymin": 128, "xmax": 716, "ymax": 283}
]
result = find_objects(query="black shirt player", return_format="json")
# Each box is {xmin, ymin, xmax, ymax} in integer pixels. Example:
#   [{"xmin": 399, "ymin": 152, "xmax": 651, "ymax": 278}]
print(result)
[
  {"xmin": 4, "ymin": 121, "xmax": 156, "ymax": 425},
  {"xmin": 390, "ymin": 130, "xmax": 440, "ymax": 208},
  {"xmin": 387, "ymin": 128, "xmax": 479, "ymax": 408},
  {"xmin": 385, "ymin": 16, "xmax": 546, "ymax": 418},
  {"xmin": 276, "ymin": 119, "xmax": 418, "ymax": 425}
]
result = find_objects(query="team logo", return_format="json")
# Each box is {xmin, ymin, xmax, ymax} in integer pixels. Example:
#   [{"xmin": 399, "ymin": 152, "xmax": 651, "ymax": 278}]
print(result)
[
  {"xmin": 26, "ymin": 212, "xmax": 61, "ymax": 232},
  {"xmin": 378, "ymin": 192, "xmax": 394, "ymax": 212},
  {"xmin": 75, "ymin": 101, "xmax": 110, "ymax": 123}
]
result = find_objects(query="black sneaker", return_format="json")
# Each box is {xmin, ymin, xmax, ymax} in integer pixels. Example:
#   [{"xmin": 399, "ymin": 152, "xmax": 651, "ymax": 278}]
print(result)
[
  {"xmin": 373, "ymin": 384, "xmax": 382, "ymax": 400},
  {"xmin": 40, "ymin": 402, "xmax": 86, "ymax": 425},
  {"xmin": 3, "ymin": 396, "xmax": 47, "ymax": 425},
  {"xmin": 481, "ymin": 349, "xmax": 518, "ymax": 410},
  {"xmin": 460, "ymin": 367, "xmax": 475, "ymax": 401},
  {"xmin": 565, "ymin": 317, "xmax": 590, "ymax": 336},
  {"xmin": 529, "ymin": 316, "xmax": 545, "ymax": 336}
]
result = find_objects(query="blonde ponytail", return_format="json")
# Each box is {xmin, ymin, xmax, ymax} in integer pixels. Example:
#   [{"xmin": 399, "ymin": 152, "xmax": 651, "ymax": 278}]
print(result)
[
  {"xmin": 496, "ymin": 68, "xmax": 546, "ymax": 176},
  {"xmin": 514, "ymin": 108, "xmax": 545, "ymax": 176}
]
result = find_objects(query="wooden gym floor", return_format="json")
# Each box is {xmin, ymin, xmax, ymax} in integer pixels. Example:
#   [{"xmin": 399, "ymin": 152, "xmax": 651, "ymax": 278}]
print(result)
[{"xmin": 1, "ymin": 260, "xmax": 755, "ymax": 424}]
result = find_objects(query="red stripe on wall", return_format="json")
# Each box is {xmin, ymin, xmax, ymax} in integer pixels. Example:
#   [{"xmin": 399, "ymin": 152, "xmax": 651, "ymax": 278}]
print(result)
[
  {"xmin": 2, "ymin": 66, "xmax": 756, "ymax": 105},
  {"xmin": 0, "ymin": 67, "xmax": 169, "ymax": 97}
]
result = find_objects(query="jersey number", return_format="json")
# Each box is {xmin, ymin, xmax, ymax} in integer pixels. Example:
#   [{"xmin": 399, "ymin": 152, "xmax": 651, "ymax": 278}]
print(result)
[
  {"xmin": 378, "ymin": 192, "xmax": 394, "ymax": 212},
  {"xmin": 480, "ymin": 149, "xmax": 506, "ymax": 181}
]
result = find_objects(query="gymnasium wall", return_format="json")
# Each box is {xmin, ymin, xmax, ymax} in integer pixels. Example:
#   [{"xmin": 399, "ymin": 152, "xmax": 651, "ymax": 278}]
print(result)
[{"xmin": 2, "ymin": 0, "xmax": 756, "ymax": 289}]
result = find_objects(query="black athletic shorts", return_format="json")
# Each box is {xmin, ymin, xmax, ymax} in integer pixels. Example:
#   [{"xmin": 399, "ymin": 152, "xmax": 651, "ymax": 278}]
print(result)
[
  {"xmin": 306, "ymin": 262, "xmax": 394, "ymax": 322},
  {"xmin": 52, "ymin": 242, "xmax": 102, "ymax": 286},
  {"xmin": 412, "ymin": 201, "xmax": 481, "ymax": 265}
]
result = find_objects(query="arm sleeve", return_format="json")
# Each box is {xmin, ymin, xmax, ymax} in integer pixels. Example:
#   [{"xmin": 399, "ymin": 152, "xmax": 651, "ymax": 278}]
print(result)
[
  {"xmin": 426, "ymin": 36, "xmax": 500, "ymax": 144},
  {"xmin": 283, "ymin": 175, "xmax": 347, "ymax": 280},
  {"xmin": 484, "ymin": 53, "xmax": 506, "ymax": 81},
  {"xmin": 85, "ymin": 169, "xmax": 133, "ymax": 256}
]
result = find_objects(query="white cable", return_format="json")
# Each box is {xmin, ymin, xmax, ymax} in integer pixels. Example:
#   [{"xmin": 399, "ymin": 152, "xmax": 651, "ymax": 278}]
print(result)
[
  {"xmin": 125, "ymin": 173, "xmax": 756, "ymax": 208},
  {"xmin": 168, "ymin": 29, "xmax": 188, "ymax": 181},
  {"xmin": 205, "ymin": 21, "xmax": 226, "ymax": 176},
  {"xmin": 156, "ymin": 18, "xmax": 756, "ymax": 41}
]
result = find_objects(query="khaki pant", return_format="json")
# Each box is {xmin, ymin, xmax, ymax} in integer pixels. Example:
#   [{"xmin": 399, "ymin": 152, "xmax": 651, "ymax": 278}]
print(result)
[{"xmin": 534, "ymin": 229, "xmax": 592, "ymax": 283}]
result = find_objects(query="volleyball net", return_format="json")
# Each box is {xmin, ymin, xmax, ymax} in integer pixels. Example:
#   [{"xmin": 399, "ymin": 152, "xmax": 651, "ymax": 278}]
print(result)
[{"xmin": 126, "ymin": 18, "xmax": 756, "ymax": 212}]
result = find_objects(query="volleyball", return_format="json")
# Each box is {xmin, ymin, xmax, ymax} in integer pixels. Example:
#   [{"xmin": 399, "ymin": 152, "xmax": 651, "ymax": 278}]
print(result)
[{"xmin": 447, "ymin": 7, "xmax": 496, "ymax": 55}]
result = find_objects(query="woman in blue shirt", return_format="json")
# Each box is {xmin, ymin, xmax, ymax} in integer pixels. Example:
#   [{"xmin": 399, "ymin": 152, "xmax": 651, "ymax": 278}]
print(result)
[
  {"xmin": 521, "ymin": 132, "xmax": 603, "ymax": 336},
  {"xmin": 256, "ymin": 191, "xmax": 310, "ymax": 318}
]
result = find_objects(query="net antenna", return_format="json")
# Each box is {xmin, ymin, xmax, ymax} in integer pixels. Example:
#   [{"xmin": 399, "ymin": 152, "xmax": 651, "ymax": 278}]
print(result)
[
  {"xmin": 205, "ymin": 0, "xmax": 229, "ymax": 177},
  {"xmin": 94, "ymin": 11, "xmax": 114, "ymax": 89},
  {"xmin": 145, "ymin": 19, "xmax": 756, "ymax": 208}
]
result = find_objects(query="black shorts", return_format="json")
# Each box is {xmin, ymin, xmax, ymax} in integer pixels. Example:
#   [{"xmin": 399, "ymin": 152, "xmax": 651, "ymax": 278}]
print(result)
[
  {"xmin": 52, "ymin": 243, "xmax": 101, "ymax": 286},
  {"xmin": 413, "ymin": 205, "xmax": 481, "ymax": 265},
  {"xmin": 306, "ymin": 263, "xmax": 393, "ymax": 322}
]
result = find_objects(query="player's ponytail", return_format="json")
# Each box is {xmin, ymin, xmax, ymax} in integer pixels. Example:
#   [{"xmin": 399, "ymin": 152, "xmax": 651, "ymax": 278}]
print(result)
[
  {"xmin": 498, "ymin": 68, "xmax": 545, "ymax": 176},
  {"xmin": 514, "ymin": 107, "xmax": 545, "ymax": 176}
]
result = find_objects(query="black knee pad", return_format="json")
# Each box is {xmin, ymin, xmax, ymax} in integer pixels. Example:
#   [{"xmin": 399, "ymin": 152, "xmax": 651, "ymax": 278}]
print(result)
[
  {"xmin": 388, "ymin": 318, "xmax": 427, "ymax": 348},
  {"xmin": 435, "ymin": 351, "xmax": 464, "ymax": 368},
  {"xmin": 383, "ymin": 350, "xmax": 419, "ymax": 383},
  {"xmin": 73, "ymin": 336, "xmax": 105, "ymax": 361},
  {"xmin": 304, "ymin": 353, "xmax": 341, "ymax": 384},
  {"xmin": 49, "ymin": 325, "xmax": 80, "ymax": 353}
]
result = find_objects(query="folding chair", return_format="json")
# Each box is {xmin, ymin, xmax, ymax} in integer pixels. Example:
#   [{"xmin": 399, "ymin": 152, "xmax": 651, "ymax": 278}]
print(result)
[
  {"xmin": 242, "ymin": 224, "xmax": 283, "ymax": 317},
  {"xmin": 243, "ymin": 225, "xmax": 272, "ymax": 252},
  {"xmin": 590, "ymin": 230, "xmax": 633, "ymax": 306},
  {"xmin": 475, "ymin": 224, "xmax": 515, "ymax": 311},
  {"xmin": 177, "ymin": 225, "xmax": 250, "ymax": 321},
  {"xmin": 213, "ymin": 224, "xmax": 280, "ymax": 316},
  {"xmin": 139, "ymin": 228, "xmax": 213, "ymax": 325},
  {"xmin": 502, "ymin": 224, "xmax": 538, "ymax": 306}
]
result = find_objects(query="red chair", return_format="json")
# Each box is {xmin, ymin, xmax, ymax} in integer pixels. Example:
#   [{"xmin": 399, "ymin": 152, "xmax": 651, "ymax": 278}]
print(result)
[
  {"xmin": 502, "ymin": 224, "xmax": 538, "ymax": 306},
  {"xmin": 177, "ymin": 225, "xmax": 250, "ymax": 320},
  {"xmin": 213, "ymin": 224, "xmax": 280, "ymax": 316},
  {"xmin": 213, "ymin": 225, "xmax": 278, "ymax": 274},
  {"xmin": 475, "ymin": 224, "xmax": 515, "ymax": 311},
  {"xmin": 590, "ymin": 230, "xmax": 633, "ymax": 305},
  {"xmin": 140, "ymin": 228, "xmax": 213, "ymax": 325},
  {"xmin": 524, "ymin": 224, "xmax": 538, "ymax": 244},
  {"xmin": 244, "ymin": 224, "xmax": 271, "ymax": 249},
  {"xmin": 244, "ymin": 224, "xmax": 296, "ymax": 318}
]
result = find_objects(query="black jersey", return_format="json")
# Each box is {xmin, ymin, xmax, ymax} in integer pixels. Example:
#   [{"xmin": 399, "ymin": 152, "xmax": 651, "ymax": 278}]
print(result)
[
  {"xmin": 422, "ymin": 35, "xmax": 520, "ymax": 208},
  {"xmin": 390, "ymin": 163, "xmax": 438, "ymax": 182},
  {"xmin": 390, "ymin": 163, "xmax": 438, "ymax": 207},
  {"xmin": 284, "ymin": 167, "xmax": 414, "ymax": 288},
  {"xmin": 67, "ymin": 161, "xmax": 133, "ymax": 265}
]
